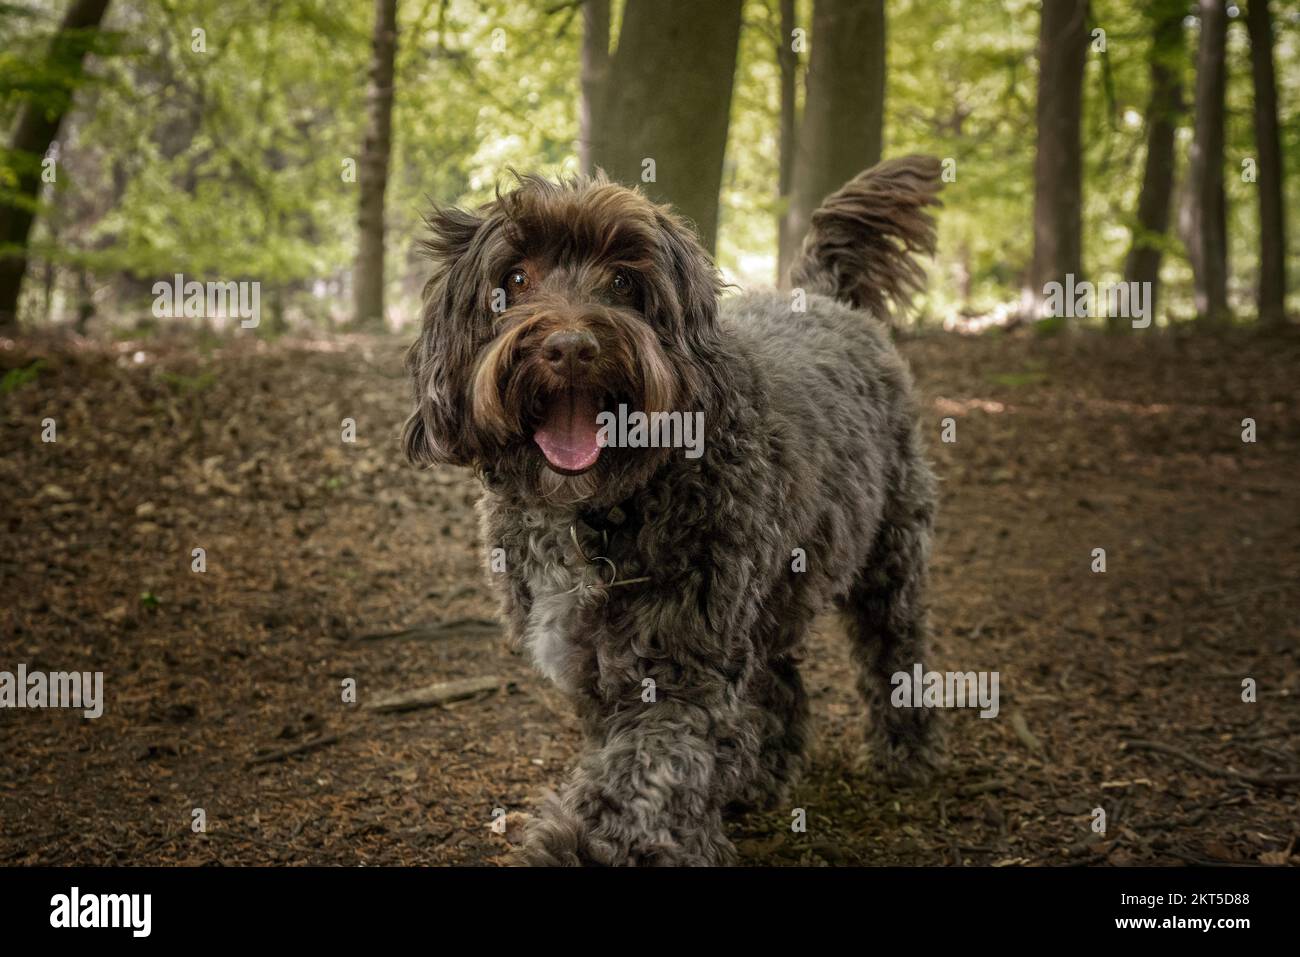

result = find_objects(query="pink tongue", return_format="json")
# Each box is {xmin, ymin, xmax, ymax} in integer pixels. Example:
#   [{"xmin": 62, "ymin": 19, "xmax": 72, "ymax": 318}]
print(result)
[{"xmin": 533, "ymin": 391, "xmax": 602, "ymax": 472}]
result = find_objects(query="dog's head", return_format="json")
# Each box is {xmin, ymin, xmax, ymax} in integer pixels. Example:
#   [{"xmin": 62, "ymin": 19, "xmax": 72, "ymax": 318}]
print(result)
[{"xmin": 403, "ymin": 173, "xmax": 722, "ymax": 504}]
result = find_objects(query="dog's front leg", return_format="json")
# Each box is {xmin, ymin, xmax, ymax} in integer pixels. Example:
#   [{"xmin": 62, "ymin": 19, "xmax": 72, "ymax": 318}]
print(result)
[{"xmin": 522, "ymin": 698, "xmax": 740, "ymax": 866}]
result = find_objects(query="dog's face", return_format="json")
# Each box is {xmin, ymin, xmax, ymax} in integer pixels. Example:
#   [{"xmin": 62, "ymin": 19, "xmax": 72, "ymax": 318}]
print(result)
[{"xmin": 403, "ymin": 174, "xmax": 722, "ymax": 505}]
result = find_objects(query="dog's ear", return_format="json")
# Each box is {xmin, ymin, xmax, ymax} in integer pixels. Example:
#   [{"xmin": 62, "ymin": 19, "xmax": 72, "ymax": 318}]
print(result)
[
  {"xmin": 652, "ymin": 209, "xmax": 722, "ymax": 337},
  {"xmin": 421, "ymin": 205, "xmax": 485, "ymax": 262},
  {"xmin": 402, "ymin": 330, "xmax": 471, "ymax": 467},
  {"xmin": 403, "ymin": 206, "xmax": 493, "ymax": 468}
]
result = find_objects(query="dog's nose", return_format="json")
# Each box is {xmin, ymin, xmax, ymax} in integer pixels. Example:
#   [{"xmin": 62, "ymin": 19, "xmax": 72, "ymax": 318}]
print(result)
[{"xmin": 542, "ymin": 329, "xmax": 599, "ymax": 373}]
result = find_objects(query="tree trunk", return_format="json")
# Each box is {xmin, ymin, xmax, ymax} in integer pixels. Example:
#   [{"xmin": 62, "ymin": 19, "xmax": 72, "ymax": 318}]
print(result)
[
  {"xmin": 781, "ymin": 0, "xmax": 885, "ymax": 284},
  {"xmin": 352, "ymin": 0, "xmax": 399, "ymax": 330},
  {"xmin": 1246, "ymin": 0, "xmax": 1287, "ymax": 326},
  {"xmin": 579, "ymin": 0, "xmax": 610, "ymax": 174},
  {"xmin": 1023, "ymin": 0, "xmax": 1088, "ymax": 322},
  {"xmin": 43, "ymin": 259, "xmax": 56, "ymax": 324},
  {"xmin": 43, "ymin": 214, "xmax": 59, "ymax": 324},
  {"xmin": 265, "ymin": 284, "xmax": 287, "ymax": 335},
  {"xmin": 0, "ymin": 0, "xmax": 111, "ymax": 332},
  {"xmin": 1121, "ymin": 0, "xmax": 1185, "ymax": 330},
  {"xmin": 1188, "ymin": 0, "xmax": 1230, "ymax": 325},
  {"xmin": 590, "ymin": 0, "xmax": 744, "ymax": 254},
  {"xmin": 75, "ymin": 267, "xmax": 94, "ymax": 333},
  {"xmin": 775, "ymin": 0, "xmax": 798, "ymax": 285}
]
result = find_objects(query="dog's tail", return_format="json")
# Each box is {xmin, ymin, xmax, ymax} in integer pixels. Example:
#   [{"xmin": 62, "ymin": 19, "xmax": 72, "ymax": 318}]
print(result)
[{"xmin": 788, "ymin": 155, "xmax": 942, "ymax": 322}]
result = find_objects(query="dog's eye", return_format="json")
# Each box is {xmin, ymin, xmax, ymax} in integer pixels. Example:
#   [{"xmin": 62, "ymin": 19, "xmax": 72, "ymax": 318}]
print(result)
[
  {"xmin": 505, "ymin": 269, "xmax": 529, "ymax": 296},
  {"xmin": 611, "ymin": 271, "xmax": 633, "ymax": 295}
]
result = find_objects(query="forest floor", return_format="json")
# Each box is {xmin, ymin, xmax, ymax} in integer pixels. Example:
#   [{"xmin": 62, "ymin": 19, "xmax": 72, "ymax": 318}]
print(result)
[{"xmin": 2, "ymin": 324, "xmax": 1298, "ymax": 867}]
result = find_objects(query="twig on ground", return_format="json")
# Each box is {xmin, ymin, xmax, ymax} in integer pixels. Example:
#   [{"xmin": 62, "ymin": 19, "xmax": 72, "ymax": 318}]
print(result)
[
  {"xmin": 347, "ymin": 617, "xmax": 502, "ymax": 642},
  {"xmin": 1210, "ymin": 583, "xmax": 1286, "ymax": 608},
  {"xmin": 1161, "ymin": 849, "xmax": 1264, "ymax": 868},
  {"xmin": 1010, "ymin": 712, "xmax": 1047, "ymax": 757},
  {"xmin": 247, "ymin": 732, "xmax": 347, "ymax": 767},
  {"xmin": 363, "ymin": 676, "xmax": 511, "ymax": 714},
  {"xmin": 956, "ymin": 778, "xmax": 1014, "ymax": 797},
  {"xmin": 1132, "ymin": 810, "xmax": 1208, "ymax": 831},
  {"xmin": 1122, "ymin": 739, "xmax": 1300, "ymax": 787}
]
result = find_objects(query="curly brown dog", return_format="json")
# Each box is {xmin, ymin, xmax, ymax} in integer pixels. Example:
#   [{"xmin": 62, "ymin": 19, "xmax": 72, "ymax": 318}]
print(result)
[{"xmin": 403, "ymin": 156, "xmax": 943, "ymax": 865}]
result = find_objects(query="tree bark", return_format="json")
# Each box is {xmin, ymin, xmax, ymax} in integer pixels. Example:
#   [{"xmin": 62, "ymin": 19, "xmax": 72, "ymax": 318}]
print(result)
[
  {"xmin": 781, "ymin": 0, "xmax": 885, "ymax": 284},
  {"xmin": 589, "ymin": 0, "xmax": 744, "ymax": 254},
  {"xmin": 579, "ymin": 0, "xmax": 610, "ymax": 174},
  {"xmin": 0, "ymin": 0, "xmax": 111, "ymax": 332},
  {"xmin": 1121, "ymin": 0, "xmax": 1185, "ymax": 330},
  {"xmin": 1188, "ymin": 0, "xmax": 1230, "ymax": 325},
  {"xmin": 775, "ymin": 0, "xmax": 798, "ymax": 285},
  {"xmin": 75, "ymin": 267, "xmax": 94, "ymax": 333},
  {"xmin": 1023, "ymin": 0, "xmax": 1088, "ymax": 322},
  {"xmin": 352, "ymin": 0, "xmax": 399, "ymax": 330},
  {"xmin": 1246, "ymin": 0, "xmax": 1287, "ymax": 326}
]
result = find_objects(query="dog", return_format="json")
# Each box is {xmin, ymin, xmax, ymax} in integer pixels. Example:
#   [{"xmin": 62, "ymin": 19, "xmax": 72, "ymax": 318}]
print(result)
[{"xmin": 403, "ymin": 156, "xmax": 943, "ymax": 865}]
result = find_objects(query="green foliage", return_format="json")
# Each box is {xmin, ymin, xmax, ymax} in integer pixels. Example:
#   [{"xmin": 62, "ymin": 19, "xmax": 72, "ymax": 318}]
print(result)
[
  {"xmin": 75, "ymin": 0, "xmax": 368, "ymax": 286},
  {"xmin": 386, "ymin": 0, "xmax": 582, "ymax": 313},
  {"xmin": 156, "ymin": 368, "xmax": 215, "ymax": 394},
  {"xmin": 888, "ymin": 0, "xmax": 1039, "ymax": 320},
  {"xmin": 1, "ymin": 0, "xmax": 1295, "ymax": 329},
  {"xmin": 1030, "ymin": 316, "xmax": 1068, "ymax": 339},
  {"xmin": 716, "ymin": 0, "xmax": 785, "ymax": 284},
  {"xmin": 0, "ymin": 13, "xmax": 124, "ymax": 108},
  {"xmin": 0, "ymin": 357, "xmax": 45, "ymax": 393}
]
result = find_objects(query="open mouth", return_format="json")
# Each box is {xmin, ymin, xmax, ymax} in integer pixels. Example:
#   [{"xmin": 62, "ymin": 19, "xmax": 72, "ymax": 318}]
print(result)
[{"xmin": 532, "ymin": 389, "xmax": 604, "ymax": 475}]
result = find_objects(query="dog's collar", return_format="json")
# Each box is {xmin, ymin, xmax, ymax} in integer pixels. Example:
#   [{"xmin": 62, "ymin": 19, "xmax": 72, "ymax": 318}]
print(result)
[
  {"xmin": 576, "ymin": 501, "xmax": 633, "ymax": 535},
  {"xmin": 568, "ymin": 500, "xmax": 649, "ymax": 593}
]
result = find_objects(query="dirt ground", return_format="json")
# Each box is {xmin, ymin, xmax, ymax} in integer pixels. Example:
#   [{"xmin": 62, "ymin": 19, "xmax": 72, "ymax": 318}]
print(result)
[{"xmin": 2, "ymin": 325, "xmax": 1298, "ymax": 867}]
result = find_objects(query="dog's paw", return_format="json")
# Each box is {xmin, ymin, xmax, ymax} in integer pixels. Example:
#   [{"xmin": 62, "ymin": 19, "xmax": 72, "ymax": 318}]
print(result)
[
  {"xmin": 516, "ymin": 792, "xmax": 611, "ymax": 866},
  {"xmin": 868, "ymin": 720, "xmax": 947, "ymax": 788},
  {"xmin": 870, "ymin": 745, "xmax": 943, "ymax": 787},
  {"xmin": 486, "ymin": 810, "xmax": 530, "ymax": 847},
  {"xmin": 517, "ymin": 791, "xmax": 735, "ymax": 866}
]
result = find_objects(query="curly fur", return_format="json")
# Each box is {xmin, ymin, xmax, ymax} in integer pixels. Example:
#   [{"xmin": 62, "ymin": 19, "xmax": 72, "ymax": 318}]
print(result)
[{"xmin": 403, "ymin": 157, "xmax": 943, "ymax": 865}]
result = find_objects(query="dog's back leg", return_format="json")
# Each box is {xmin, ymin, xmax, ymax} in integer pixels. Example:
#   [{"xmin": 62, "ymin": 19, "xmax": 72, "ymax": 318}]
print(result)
[
  {"xmin": 839, "ymin": 459, "xmax": 943, "ymax": 784},
  {"xmin": 728, "ymin": 649, "xmax": 810, "ymax": 812}
]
